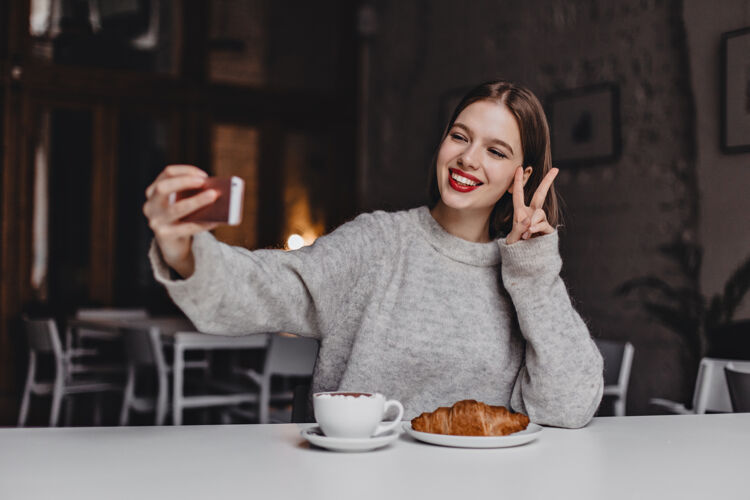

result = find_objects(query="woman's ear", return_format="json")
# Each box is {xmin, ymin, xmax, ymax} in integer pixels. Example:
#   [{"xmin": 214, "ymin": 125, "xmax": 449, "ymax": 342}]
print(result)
[
  {"xmin": 506, "ymin": 166, "xmax": 534, "ymax": 194},
  {"xmin": 521, "ymin": 166, "xmax": 533, "ymax": 186}
]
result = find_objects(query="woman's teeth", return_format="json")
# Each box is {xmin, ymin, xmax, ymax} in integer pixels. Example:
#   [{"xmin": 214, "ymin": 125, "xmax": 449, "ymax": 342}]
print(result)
[{"xmin": 451, "ymin": 172, "xmax": 481, "ymax": 186}]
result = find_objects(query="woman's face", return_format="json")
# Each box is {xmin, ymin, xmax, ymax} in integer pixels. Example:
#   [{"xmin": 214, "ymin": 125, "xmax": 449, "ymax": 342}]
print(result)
[{"xmin": 435, "ymin": 100, "xmax": 524, "ymax": 215}]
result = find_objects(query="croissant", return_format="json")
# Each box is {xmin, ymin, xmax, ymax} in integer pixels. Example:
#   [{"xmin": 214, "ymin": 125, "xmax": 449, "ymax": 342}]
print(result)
[{"xmin": 411, "ymin": 400, "xmax": 529, "ymax": 436}]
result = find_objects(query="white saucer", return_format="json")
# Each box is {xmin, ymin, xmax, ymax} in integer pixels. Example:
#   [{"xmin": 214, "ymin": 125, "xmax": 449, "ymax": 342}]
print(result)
[
  {"xmin": 300, "ymin": 426, "xmax": 400, "ymax": 452},
  {"xmin": 402, "ymin": 422, "xmax": 543, "ymax": 448}
]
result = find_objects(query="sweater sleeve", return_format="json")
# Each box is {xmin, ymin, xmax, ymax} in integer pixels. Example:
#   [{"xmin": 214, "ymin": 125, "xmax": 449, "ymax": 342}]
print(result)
[
  {"xmin": 148, "ymin": 212, "xmax": 385, "ymax": 339},
  {"xmin": 499, "ymin": 231, "xmax": 603, "ymax": 428}
]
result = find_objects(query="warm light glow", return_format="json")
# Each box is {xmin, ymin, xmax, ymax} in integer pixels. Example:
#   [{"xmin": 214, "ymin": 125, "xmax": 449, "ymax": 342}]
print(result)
[{"xmin": 287, "ymin": 234, "xmax": 305, "ymax": 250}]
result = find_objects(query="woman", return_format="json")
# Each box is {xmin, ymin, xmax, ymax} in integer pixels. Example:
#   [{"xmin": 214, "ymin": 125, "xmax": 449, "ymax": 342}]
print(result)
[{"xmin": 143, "ymin": 80, "xmax": 603, "ymax": 428}]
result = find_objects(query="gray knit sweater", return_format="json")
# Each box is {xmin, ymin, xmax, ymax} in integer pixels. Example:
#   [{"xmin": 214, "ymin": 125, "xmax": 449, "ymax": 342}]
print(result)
[{"xmin": 150, "ymin": 206, "xmax": 603, "ymax": 427}]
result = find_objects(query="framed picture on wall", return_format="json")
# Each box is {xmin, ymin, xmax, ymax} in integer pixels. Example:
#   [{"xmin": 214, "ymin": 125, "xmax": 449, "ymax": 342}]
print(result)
[
  {"xmin": 547, "ymin": 83, "xmax": 621, "ymax": 166},
  {"xmin": 721, "ymin": 27, "xmax": 750, "ymax": 153}
]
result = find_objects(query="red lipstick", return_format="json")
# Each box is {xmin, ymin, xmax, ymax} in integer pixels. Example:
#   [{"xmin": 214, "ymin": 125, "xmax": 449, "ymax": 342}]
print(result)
[{"xmin": 448, "ymin": 168, "xmax": 482, "ymax": 193}]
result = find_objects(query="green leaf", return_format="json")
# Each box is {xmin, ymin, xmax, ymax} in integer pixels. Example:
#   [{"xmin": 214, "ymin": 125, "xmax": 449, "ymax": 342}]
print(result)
[
  {"xmin": 643, "ymin": 301, "xmax": 700, "ymax": 339},
  {"xmin": 720, "ymin": 255, "xmax": 750, "ymax": 323},
  {"xmin": 705, "ymin": 294, "xmax": 724, "ymax": 332},
  {"xmin": 657, "ymin": 239, "xmax": 702, "ymax": 278},
  {"xmin": 616, "ymin": 276, "xmax": 679, "ymax": 299}
]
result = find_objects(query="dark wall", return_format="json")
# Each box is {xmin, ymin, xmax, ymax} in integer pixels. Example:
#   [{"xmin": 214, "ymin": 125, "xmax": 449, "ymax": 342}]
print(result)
[{"xmin": 361, "ymin": 0, "xmax": 703, "ymax": 414}]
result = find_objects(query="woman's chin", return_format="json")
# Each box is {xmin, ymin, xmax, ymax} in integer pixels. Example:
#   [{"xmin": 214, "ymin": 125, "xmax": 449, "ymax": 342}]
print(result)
[{"xmin": 439, "ymin": 192, "xmax": 485, "ymax": 212}]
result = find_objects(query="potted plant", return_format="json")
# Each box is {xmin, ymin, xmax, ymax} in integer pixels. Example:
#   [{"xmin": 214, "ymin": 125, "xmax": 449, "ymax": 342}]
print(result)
[{"xmin": 616, "ymin": 239, "xmax": 750, "ymax": 360}]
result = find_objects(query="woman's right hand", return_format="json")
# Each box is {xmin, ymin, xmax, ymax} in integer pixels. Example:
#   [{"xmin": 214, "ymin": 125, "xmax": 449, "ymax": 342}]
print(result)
[{"xmin": 143, "ymin": 165, "xmax": 219, "ymax": 278}]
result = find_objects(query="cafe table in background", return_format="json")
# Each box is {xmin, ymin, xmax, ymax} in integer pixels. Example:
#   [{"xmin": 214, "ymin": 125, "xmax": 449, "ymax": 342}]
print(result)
[
  {"xmin": 0, "ymin": 413, "xmax": 747, "ymax": 499},
  {"xmin": 66, "ymin": 315, "xmax": 269, "ymax": 425}
]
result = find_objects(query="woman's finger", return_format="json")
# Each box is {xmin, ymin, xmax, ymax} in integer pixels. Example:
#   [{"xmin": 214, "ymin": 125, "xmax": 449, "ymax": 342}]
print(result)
[
  {"xmin": 529, "ymin": 221, "xmax": 554, "ymax": 233},
  {"xmin": 161, "ymin": 164, "xmax": 208, "ymax": 181},
  {"xmin": 529, "ymin": 207, "xmax": 547, "ymax": 227},
  {"xmin": 512, "ymin": 166, "xmax": 526, "ymax": 211},
  {"xmin": 169, "ymin": 221, "xmax": 220, "ymax": 238},
  {"xmin": 530, "ymin": 167, "xmax": 559, "ymax": 209},
  {"xmin": 146, "ymin": 175, "xmax": 208, "ymax": 202},
  {"xmin": 148, "ymin": 164, "xmax": 207, "ymax": 190},
  {"xmin": 154, "ymin": 220, "xmax": 219, "ymax": 241},
  {"xmin": 146, "ymin": 165, "xmax": 207, "ymax": 198},
  {"xmin": 523, "ymin": 208, "xmax": 553, "ymax": 239},
  {"xmin": 164, "ymin": 189, "xmax": 219, "ymax": 223}
]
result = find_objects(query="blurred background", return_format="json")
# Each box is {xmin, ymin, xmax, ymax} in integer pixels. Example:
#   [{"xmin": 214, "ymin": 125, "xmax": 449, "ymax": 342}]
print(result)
[{"xmin": 1, "ymin": 0, "xmax": 749, "ymax": 426}]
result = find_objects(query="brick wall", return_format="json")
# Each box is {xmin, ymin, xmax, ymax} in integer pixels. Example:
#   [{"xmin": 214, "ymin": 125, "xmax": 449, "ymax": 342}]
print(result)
[{"xmin": 363, "ymin": 0, "xmax": 702, "ymax": 414}]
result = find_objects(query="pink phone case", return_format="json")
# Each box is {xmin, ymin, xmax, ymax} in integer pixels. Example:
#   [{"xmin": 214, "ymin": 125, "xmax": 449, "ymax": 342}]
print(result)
[{"xmin": 172, "ymin": 176, "xmax": 245, "ymax": 225}]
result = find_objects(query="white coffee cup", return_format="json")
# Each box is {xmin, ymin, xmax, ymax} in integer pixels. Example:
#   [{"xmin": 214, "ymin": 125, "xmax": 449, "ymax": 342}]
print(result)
[{"xmin": 313, "ymin": 391, "xmax": 404, "ymax": 439}]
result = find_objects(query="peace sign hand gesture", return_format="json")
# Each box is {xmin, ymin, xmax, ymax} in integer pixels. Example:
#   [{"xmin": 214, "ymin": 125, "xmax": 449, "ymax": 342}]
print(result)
[{"xmin": 505, "ymin": 166, "xmax": 559, "ymax": 245}]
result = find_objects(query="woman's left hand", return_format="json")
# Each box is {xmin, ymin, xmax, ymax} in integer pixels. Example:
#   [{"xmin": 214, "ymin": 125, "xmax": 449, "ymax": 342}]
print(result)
[{"xmin": 505, "ymin": 166, "xmax": 559, "ymax": 245}]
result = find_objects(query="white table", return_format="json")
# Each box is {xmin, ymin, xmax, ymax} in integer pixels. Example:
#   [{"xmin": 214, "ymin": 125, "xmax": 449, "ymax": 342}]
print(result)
[
  {"xmin": 66, "ymin": 317, "xmax": 269, "ymax": 424},
  {"xmin": 66, "ymin": 316, "xmax": 196, "ymax": 341},
  {"xmin": 0, "ymin": 414, "xmax": 747, "ymax": 499}
]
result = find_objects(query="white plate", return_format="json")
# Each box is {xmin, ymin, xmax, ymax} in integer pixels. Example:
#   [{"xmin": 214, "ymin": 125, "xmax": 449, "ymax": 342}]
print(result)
[
  {"xmin": 402, "ymin": 422, "xmax": 543, "ymax": 448},
  {"xmin": 300, "ymin": 426, "xmax": 400, "ymax": 452}
]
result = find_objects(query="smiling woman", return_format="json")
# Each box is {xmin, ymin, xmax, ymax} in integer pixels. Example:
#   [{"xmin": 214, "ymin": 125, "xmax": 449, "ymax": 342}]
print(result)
[
  {"xmin": 144, "ymin": 79, "xmax": 603, "ymax": 428},
  {"xmin": 428, "ymin": 81, "xmax": 561, "ymax": 242}
]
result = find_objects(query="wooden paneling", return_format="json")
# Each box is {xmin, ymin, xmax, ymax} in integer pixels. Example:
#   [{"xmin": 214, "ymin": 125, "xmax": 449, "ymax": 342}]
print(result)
[
  {"xmin": 89, "ymin": 104, "xmax": 118, "ymax": 303},
  {"xmin": 211, "ymin": 124, "xmax": 260, "ymax": 249},
  {"xmin": 256, "ymin": 120, "xmax": 284, "ymax": 248},
  {"xmin": 0, "ymin": 87, "xmax": 34, "ymax": 423},
  {"xmin": 5, "ymin": 0, "xmax": 29, "ymax": 59}
]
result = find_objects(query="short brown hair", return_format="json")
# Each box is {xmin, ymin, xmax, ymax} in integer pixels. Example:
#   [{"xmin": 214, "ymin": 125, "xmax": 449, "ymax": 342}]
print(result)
[{"xmin": 428, "ymin": 80, "xmax": 561, "ymax": 239}]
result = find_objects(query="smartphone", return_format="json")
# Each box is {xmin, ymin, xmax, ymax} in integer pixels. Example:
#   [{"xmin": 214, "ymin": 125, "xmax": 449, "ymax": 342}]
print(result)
[{"xmin": 169, "ymin": 176, "xmax": 245, "ymax": 226}]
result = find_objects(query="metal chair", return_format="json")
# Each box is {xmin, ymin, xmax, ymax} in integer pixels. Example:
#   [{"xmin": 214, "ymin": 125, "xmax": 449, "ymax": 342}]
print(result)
[
  {"xmin": 66, "ymin": 308, "xmax": 149, "ymax": 377},
  {"xmin": 74, "ymin": 307, "xmax": 150, "ymax": 320},
  {"xmin": 119, "ymin": 326, "xmax": 171, "ymax": 425},
  {"xmin": 650, "ymin": 358, "xmax": 750, "ymax": 414},
  {"xmin": 594, "ymin": 339, "xmax": 634, "ymax": 416},
  {"xmin": 232, "ymin": 334, "xmax": 319, "ymax": 423},
  {"xmin": 18, "ymin": 317, "xmax": 122, "ymax": 427},
  {"xmin": 724, "ymin": 363, "xmax": 750, "ymax": 413},
  {"xmin": 121, "ymin": 326, "xmax": 262, "ymax": 425},
  {"xmin": 169, "ymin": 332, "xmax": 268, "ymax": 425}
]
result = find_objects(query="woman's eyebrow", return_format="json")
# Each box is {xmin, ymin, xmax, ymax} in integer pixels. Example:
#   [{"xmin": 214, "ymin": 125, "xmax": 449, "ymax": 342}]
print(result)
[
  {"xmin": 454, "ymin": 122, "xmax": 514, "ymax": 156},
  {"xmin": 489, "ymin": 137, "xmax": 514, "ymax": 156}
]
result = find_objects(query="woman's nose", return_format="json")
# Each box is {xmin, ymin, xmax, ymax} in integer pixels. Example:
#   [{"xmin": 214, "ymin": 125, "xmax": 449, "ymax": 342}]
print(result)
[{"xmin": 457, "ymin": 146, "xmax": 480, "ymax": 170}]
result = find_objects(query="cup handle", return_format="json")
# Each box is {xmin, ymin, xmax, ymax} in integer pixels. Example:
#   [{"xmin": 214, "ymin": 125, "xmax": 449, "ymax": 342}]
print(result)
[{"xmin": 374, "ymin": 399, "xmax": 404, "ymax": 436}]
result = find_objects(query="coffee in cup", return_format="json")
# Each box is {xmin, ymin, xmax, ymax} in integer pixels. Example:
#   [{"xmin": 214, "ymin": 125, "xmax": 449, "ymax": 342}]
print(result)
[{"xmin": 313, "ymin": 392, "xmax": 404, "ymax": 439}]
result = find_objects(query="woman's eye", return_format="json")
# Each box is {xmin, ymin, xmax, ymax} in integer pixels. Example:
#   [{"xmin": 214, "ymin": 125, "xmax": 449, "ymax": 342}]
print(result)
[
  {"xmin": 450, "ymin": 133, "xmax": 467, "ymax": 142},
  {"xmin": 489, "ymin": 148, "xmax": 506, "ymax": 158}
]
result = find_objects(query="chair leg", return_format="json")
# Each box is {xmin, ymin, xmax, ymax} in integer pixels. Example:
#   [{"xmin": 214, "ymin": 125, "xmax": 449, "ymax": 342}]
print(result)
[
  {"xmin": 120, "ymin": 365, "xmax": 136, "ymax": 426},
  {"xmin": 156, "ymin": 370, "xmax": 168, "ymax": 426},
  {"xmin": 17, "ymin": 353, "xmax": 36, "ymax": 427},
  {"xmin": 172, "ymin": 345, "xmax": 184, "ymax": 425},
  {"xmin": 93, "ymin": 393, "xmax": 103, "ymax": 426},
  {"xmin": 614, "ymin": 397, "xmax": 626, "ymax": 417},
  {"xmin": 219, "ymin": 409, "xmax": 232, "ymax": 425},
  {"xmin": 260, "ymin": 375, "xmax": 270, "ymax": 424},
  {"xmin": 49, "ymin": 381, "xmax": 64, "ymax": 427},
  {"xmin": 63, "ymin": 397, "xmax": 75, "ymax": 426}
]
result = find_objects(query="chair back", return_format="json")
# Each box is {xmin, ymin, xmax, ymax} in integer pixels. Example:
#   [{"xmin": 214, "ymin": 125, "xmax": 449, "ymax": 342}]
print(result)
[
  {"xmin": 75, "ymin": 308, "xmax": 149, "ymax": 320},
  {"xmin": 692, "ymin": 358, "xmax": 750, "ymax": 413},
  {"xmin": 724, "ymin": 363, "xmax": 750, "ymax": 412},
  {"xmin": 265, "ymin": 335, "xmax": 319, "ymax": 377},
  {"xmin": 291, "ymin": 384, "xmax": 315, "ymax": 423},
  {"xmin": 594, "ymin": 339, "xmax": 634, "ymax": 389},
  {"xmin": 121, "ymin": 327, "xmax": 167, "ymax": 371},
  {"xmin": 23, "ymin": 317, "xmax": 64, "ymax": 359},
  {"xmin": 75, "ymin": 308, "xmax": 150, "ymax": 339}
]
